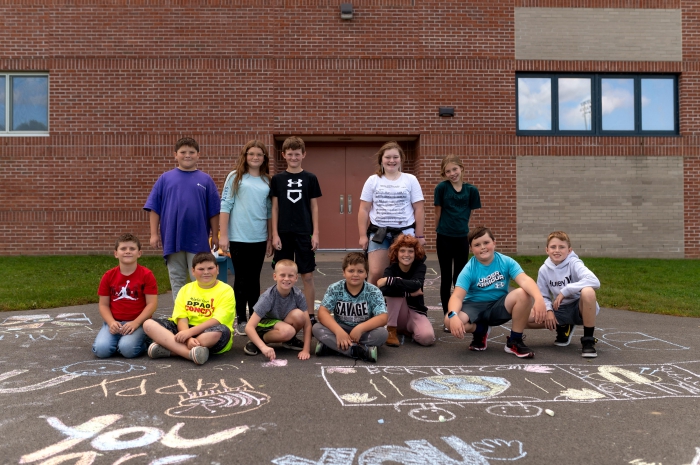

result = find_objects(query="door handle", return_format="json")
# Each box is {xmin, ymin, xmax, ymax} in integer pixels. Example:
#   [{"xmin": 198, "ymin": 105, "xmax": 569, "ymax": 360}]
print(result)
[
  {"xmin": 340, "ymin": 195, "xmax": 344, "ymax": 214},
  {"xmin": 348, "ymin": 194, "xmax": 352, "ymax": 214}
]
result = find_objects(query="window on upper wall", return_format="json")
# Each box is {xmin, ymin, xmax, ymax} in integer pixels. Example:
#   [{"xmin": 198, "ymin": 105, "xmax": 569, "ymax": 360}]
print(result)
[
  {"xmin": 0, "ymin": 73, "xmax": 49, "ymax": 135},
  {"xmin": 516, "ymin": 74, "xmax": 678, "ymax": 136}
]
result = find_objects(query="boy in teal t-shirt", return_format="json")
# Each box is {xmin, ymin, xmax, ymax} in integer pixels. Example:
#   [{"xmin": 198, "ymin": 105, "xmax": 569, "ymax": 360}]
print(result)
[{"xmin": 445, "ymin": 227, "xmax": 547, "ymax": 359}]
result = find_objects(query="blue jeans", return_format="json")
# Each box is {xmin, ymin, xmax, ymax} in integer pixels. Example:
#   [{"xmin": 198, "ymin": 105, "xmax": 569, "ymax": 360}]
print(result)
[{"xmin": 92, "ymin": 322, "xmax": 147, "ymax": 358}]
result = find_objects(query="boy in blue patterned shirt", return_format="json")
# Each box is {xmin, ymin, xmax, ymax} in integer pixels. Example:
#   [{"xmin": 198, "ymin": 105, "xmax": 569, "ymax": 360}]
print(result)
[{"xmin": 313, "ymin": 252, "xmax": 388, "ymax": 362}]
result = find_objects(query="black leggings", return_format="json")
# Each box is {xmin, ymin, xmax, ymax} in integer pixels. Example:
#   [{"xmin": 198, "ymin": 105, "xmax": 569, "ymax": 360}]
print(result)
[
  {"xmin": 436, "ymin": 233, "xmax": 470, "ymax": 315},
  {"xmin": 230, "ymin": 241, "xmax": 267, "ymax": 323}
]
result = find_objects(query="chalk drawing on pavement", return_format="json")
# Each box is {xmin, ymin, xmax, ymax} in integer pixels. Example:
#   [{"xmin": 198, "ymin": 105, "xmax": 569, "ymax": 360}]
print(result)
[
  {"xmin": 164, "ymin": 378, "xmax": 270, "ymax": 419},
  {"xmin": 18, "ymin": 413, "xmax": 248, "ymax": 465},
  {"xmin": 272, "ymin": 435, "xmax": 526, "ymax": 464},
  {"xmin": 54, "ymin": 360, "xmax": 146, "ymax": 376},
  {"xmin": 322, "ymin": 361, "xmax": 700, "ymax": 421},
  {"xmin": 0, "ymin": 313, "xmax": 93, "ymax": 345}
]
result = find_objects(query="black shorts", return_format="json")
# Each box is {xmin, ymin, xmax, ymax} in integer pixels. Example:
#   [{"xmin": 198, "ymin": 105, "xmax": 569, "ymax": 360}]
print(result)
[
  {"xmin": 553, "ymin": 299, "xmax": 584, "ymax": 325},
  {"xmin": 153, "ymin": 317, "xmax": 231, "ymax": 354},
  {"xmin": 461, "ymin": 294, "xmax": 511, "ymax": 326},
  {"xmin": 272, "ymin": 232, "xmax": 316, "ymax": 274}
]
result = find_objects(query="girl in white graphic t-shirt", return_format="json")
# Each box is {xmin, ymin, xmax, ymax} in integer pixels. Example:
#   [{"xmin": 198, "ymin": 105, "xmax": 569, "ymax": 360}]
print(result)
[{"xmin": 357, "ymin": 141, "xmax": 425, "ymax": 284}]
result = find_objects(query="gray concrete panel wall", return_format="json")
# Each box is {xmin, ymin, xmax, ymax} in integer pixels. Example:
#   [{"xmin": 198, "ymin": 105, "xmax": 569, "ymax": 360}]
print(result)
[
  {"xmin": 517, "ymin": 156, "xmax": 683, "ymax": 258},
  {"xmin": 515, "ymin": 8, "xmax": 682, "ymax": 62}
]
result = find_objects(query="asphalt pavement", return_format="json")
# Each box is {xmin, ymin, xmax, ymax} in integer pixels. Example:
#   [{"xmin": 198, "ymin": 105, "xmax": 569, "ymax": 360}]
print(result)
[{"xmin": 0, "ymin": 253, "xmax": 698, "ymax": 465}]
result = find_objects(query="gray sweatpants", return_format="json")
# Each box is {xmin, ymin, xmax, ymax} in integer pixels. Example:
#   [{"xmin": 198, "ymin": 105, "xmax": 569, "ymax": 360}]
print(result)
[{"xmin": 312, "ymin": 322, "xmax": 388, "ymax": 357}]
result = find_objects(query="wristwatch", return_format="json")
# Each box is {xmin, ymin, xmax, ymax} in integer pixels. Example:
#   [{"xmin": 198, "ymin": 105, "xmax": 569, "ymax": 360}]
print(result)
[{"xmin": 448, "ymin": 311, "xmax": 457, "ymax": 319}]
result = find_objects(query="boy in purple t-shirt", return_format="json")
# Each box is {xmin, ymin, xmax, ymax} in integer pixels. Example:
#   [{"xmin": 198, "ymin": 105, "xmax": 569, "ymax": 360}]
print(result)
[{"xmin": 144, "ymin": 137, "xmax": 220, "ymax": 300}]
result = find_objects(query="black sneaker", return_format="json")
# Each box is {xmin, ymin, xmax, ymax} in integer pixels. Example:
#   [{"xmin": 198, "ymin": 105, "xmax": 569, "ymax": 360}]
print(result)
[
  {"xmin": 243, "ymin": 341, "xmax": 260, "ymax": 356},
  {"xmin": 315, "ymin": 341, "xmax": 332, "ymax": 357},
  {"xmin": 350, "ymin": 344, "xmax": 378, "ymax": 363},
  {"xmin": 282, "ymin": 336, "xmax": 304, "ymax": 351},
  {"xmin": 309, "ymin": 314, "xmax": 318, "ymax": 326},
  {"xmin": 469, "ymin": 327, "xmax": 491, "ymax": 351},
  {"xmin": 554, "ymin": 324, "xmax": 575, "ymax": 346},
  {"xmin": 581, "ymin": 336, "xmax": 598, "ymax": 358},
  {"xmin": 505, "ymin": 336, "xmax": 535, "ymax": 358}
]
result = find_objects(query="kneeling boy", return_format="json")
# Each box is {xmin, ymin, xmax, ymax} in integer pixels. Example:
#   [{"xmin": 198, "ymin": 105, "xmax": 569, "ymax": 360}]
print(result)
[
  {"xmin": 527, "ymin": 231, "xmax": 601, "ymax": 357},
  {"xmin": 313, "ymin": 252, "xmax": 388, "ymax": 363},
  {"xmin": 445, "ymin": 227, "xmax": 547, "ymax": 358},
  {"xmin": 244, "ymin": 259, "xmax": 312, "ymax": 360},
  {"xmin": 143, "ymin": 252, "xmax": 235, "ymax": 365}
]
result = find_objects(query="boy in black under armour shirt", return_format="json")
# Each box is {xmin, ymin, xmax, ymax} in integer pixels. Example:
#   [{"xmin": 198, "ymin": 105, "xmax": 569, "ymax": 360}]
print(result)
[{"xmin": 270, "ymin": 136, "xmax": 322, "ymax": 326}]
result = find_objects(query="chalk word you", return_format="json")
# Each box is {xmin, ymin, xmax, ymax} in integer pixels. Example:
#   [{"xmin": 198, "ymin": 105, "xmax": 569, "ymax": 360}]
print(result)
[
  {"xmin": 19, "ymin": 414, "xmax": 248, "ymax": 465},
  {"xmin": 322, "ymin": 361, "xmax": 700, "ymax": 421},
  {"xmin": 273, "ymin": 436, "xmax": 526, "ymax": 465}
]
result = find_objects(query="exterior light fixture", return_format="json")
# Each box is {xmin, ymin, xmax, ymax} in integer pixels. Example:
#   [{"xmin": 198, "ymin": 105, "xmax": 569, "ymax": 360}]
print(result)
[
  {"xmin": 439, "ymin": 106, "xmax": 455, "ymax": 117},
  {"xmin": 340, "ymin": 3, "xmax": 353, "ymax": 20}
]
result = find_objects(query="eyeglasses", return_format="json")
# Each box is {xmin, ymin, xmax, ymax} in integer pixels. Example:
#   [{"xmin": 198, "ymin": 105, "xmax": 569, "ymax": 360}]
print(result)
[{"xmin": 246, "ymin": 152, "xmax": 264, "ymax": 158}]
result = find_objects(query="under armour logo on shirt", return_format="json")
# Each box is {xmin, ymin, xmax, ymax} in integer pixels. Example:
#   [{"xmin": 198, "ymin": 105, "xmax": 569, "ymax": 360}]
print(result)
[{"xmin": 288, "ymin": 179, "xmax": 303, "ymax": 187}]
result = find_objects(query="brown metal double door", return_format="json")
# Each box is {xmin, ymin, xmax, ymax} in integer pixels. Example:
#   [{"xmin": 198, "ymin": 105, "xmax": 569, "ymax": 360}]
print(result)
[{"xmin": 303, "ymin": 144, "xmax": 378, "ymax": 250}]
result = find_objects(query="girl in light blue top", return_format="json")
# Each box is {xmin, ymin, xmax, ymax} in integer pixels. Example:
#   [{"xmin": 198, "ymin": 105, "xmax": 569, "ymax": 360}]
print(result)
[{"xmin": 220, "ymin": 140, "xmax": 273, "ymax": 335}]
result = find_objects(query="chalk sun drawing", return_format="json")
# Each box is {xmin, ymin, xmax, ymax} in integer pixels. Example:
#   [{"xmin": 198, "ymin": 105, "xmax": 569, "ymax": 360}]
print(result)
[
  {"xmin": 164, "ymin": 378, "xmax": 270, "ymax": 419},
  {"xmin": 272, "ymin": 435, "xmax": 526, "ymax": 465},
  {"xmin": 322, "ymin": 361, "xmax": 700, "ymax": 421}
]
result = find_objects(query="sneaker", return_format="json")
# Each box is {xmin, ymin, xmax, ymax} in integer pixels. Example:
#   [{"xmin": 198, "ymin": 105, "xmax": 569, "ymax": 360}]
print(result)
[
  {"xmin": 147, "ymin": 343, "xmax": 171, "ymax": 359},
  {"xmin": 443, "ymin": 325, "xmax": 451, "ymax": 333},
  {"xmin": 235, "ymin": 321, "xmax": 247, "ymax": 337},
  {"xmin": 554, "ymin": 324, "xmax": 575, "ymax": 346},
  {"xmin": 282, "ymin": 336, "xmax": 304, "ymax": 351},
  {"xmin": 243, "ymin": 341, "xmax": 260, "ymax": 356},
  {"xmin": 350, "ymin": 344, "xmax": 378, "ymax": 363},
  {"xmin": 315, "ymin": 341, "xmax": 332, "ymax": 357},
  {"xmin": 190, "ymin": 346, "xmax": 209, "ymax": 365},
  {"xmin": 504, "ymin": 336, "xmax": 535, "ymax": 359},
  {"xmin": 581, "ymin": 336, "xmax": 598, "ymax": 358},
  {"xmin": 469, "ymin": 327, "xmax": 492, "ymax": 351}
]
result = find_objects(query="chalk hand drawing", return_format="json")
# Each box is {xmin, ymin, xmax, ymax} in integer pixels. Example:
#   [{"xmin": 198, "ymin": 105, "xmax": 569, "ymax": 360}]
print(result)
[
  {"xmin": 272, "ymin": 435, "xmax": 525, "ymax": 465},
  {"xmin": 600, "ymin": 332, "xmax": 689, "ymax": 351},
  {"xmin": 19, "ymin": 413, "xmax": 248, "ymax": 464},
  {"xmin": 165, "ymin": 378, "xmax": 270, "ymax": 419},
  {"xmin": 521, "ymin": 365, "xmax": 554, "ymax": 374},
  {"xmin": 54, "ymin": 360, "xmax": 146, "ymax": 376},
  {"xmin": 340, "ymin": 393, "xmax": 377, "ymax": 403},
  {"xmin": 323, "ymin": 362, "xmax": 700, "ymax": 421},
  {"xmin": 470, "ymin": 439, "xmax": 526, "ymax": 461}
]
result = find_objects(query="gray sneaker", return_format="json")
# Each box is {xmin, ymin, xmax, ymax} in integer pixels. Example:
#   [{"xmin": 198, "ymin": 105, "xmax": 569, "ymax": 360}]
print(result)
[
  {"xmin": 235, "ymin": 321, "xmax": 247, "ymax": 337},
  {"xmin": 190, "ymin": 346, "xmax": 209, "ymax": 365},
  {"xmin": 147, "ymin": 343, "xmax": 171, "ymax": 359}
]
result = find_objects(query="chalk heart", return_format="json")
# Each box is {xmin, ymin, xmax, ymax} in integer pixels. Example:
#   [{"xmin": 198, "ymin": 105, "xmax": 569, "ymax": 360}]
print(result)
[
  {"xmin": 411, "ymin": 376, "xmax": 510, "ymax": 400},
  {"xmin": 340, "ymin": 393, "xmax": 377, "ymax": 403}
]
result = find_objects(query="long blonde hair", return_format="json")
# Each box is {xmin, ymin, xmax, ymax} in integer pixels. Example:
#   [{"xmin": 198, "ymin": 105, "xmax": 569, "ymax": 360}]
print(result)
[
  {"xmin": 440, "ymin": 154, "xmax": 464, "ymax": 181},
  {"xmin": 231, "ymin": 140, "xmax": 270, "ymax": 196}
]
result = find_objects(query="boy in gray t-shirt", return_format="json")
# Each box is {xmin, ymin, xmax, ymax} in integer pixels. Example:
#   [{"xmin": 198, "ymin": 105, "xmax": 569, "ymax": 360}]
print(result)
[
  {"xmin": 243, "ymin": 259, "xmax": 312, "ymax": 360},
  {"xmin": 313, "ymin": 253, "xmax": 388, "ymax": 363}
]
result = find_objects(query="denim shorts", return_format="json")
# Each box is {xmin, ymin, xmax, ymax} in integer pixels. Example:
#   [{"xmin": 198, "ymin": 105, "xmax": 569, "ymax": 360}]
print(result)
[{"xmin": 367, "ymin": 228, "xmax": 415, "ymax": 253}]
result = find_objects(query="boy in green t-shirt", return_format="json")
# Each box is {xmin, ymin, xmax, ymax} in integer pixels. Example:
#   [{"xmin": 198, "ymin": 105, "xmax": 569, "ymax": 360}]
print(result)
[{"xmin": 143, "ymin": 252, "xmax": 236, "ymax": 365}]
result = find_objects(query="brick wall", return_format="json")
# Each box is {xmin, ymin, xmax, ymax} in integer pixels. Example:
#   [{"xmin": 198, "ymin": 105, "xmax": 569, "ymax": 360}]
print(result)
[{"xmin": 0, "ymin": 0, "xmax": 698, "ymax": 258}]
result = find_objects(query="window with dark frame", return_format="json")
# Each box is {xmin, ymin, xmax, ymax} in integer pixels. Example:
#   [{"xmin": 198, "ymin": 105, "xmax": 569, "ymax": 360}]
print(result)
[
  {"xmin": 516, "ymin": 73, "xmax": 678, "ymax": 136},
  {"xmin": 0, "ymin": 73, "xmax": 49, "ymax": 134}
]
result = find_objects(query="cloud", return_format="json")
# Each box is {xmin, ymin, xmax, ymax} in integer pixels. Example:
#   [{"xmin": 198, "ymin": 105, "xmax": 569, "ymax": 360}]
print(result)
[
  {"xmin": 518, "ymin": 78, "xmax": 551, "ymax": 128},
  {"xmin": 601, "ymin": 80, "xmax": 634, "ymax": 115},
  {"xmin": 558, "ymin": 78, "xmax": 590, "ymax": 103}
]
